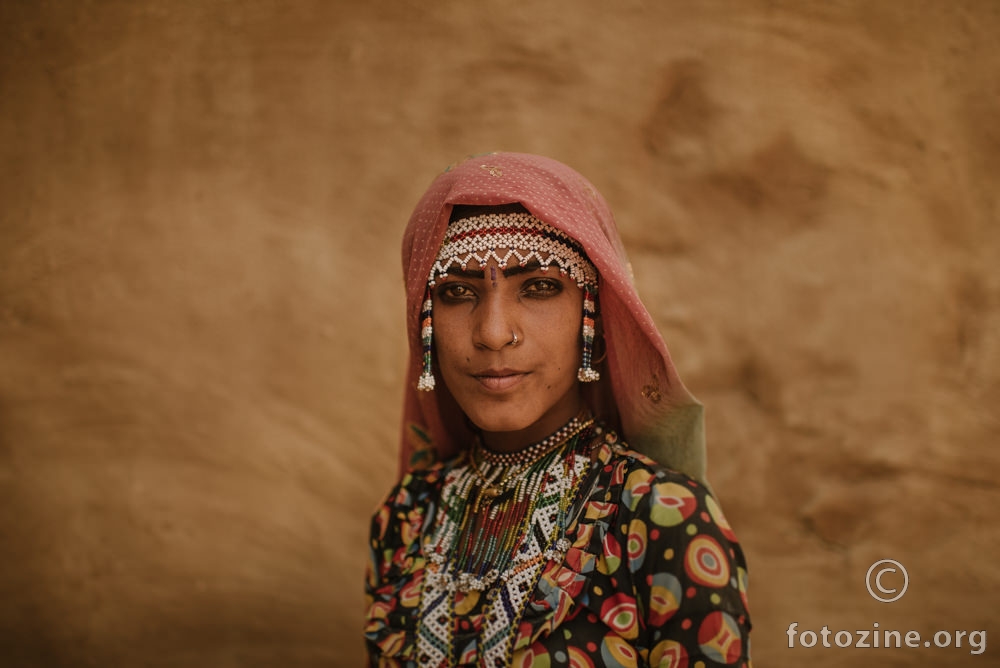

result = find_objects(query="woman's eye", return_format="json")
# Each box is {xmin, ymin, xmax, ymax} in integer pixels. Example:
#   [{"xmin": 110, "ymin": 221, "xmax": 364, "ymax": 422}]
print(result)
[
  {"xmin": 523, "ymin": 278, "xmax": 562, "ymax": 296},
  {"xmin": 437, "ymin": 283, "xmax": 474, "ymax": 302}
]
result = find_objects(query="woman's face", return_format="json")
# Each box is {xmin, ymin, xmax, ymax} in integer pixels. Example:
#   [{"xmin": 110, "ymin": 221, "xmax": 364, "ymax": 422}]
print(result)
[{"xmin": 432, "ymin": 252, "xmax": 584, "ymax": 451}]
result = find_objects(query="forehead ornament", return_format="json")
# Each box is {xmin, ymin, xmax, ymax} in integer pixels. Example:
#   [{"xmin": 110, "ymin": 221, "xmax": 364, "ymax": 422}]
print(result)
[{"xmin": 428, "ymin": 212, "xmax": 597, "ymax": 289}]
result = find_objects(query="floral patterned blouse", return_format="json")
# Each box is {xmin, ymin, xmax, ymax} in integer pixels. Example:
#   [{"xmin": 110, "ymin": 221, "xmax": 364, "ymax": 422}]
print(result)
[{"xmin": 365, "ymin": 427, "xmax": 752, "ymax": 667}]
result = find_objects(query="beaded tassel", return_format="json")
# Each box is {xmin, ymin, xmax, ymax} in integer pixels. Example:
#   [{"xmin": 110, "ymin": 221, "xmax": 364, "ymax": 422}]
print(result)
[
  {"xmin": 577, "ymin": 282, "xmax": 600, "ymax": 382},
  {"xmin": 417, "ymin": 286, "xmax": 435, "ymax": 391}
]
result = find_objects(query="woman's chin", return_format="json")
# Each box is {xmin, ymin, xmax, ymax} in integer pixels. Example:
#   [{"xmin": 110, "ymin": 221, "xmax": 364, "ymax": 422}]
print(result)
[{"xmin": 466, "ymin": 412, "xmax": 535, "ymax": 436}]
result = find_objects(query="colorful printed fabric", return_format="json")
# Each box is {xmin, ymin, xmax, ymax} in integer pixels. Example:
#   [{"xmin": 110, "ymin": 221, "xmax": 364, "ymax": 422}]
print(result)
[{"xmin": 365, "ymin": 427, "xmax": 752, "ymax": 667}]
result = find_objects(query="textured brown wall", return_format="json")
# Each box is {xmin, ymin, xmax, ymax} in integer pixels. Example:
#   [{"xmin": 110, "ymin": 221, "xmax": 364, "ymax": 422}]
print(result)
[{"xmin": 1, "ymin": 1, "xmax": 998, "ymax": 666}]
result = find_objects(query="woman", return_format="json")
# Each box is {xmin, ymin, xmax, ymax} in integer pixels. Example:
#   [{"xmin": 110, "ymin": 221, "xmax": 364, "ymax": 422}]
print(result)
[{"xmin": 366, "ymin": 153, "xmax": 751, "ymax": 667}]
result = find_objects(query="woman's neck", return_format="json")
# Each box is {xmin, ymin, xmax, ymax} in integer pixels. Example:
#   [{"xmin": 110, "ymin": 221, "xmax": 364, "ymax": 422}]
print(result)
[{"xmin": 479, "ymin": 394, "xmax": 584, "ymax": 453}]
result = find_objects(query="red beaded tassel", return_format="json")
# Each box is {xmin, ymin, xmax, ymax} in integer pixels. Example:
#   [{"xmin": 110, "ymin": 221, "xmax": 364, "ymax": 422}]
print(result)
[
  {"xmin": 577, "ymin": 282, "xmax": 600, "ymax": 382},
  {"xmin": 417, "ymin": 285, "xmax": 435, "ymax": 391}
]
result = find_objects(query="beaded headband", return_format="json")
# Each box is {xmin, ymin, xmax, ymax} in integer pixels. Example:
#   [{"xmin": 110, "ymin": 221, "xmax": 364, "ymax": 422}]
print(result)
[
  {"xmin": 417, "ymin": 212, "xmax": 600, "ymax": 391},
  {"xmin": 428, "ymin": 212, "xmax": 598, "ymax": 289}
]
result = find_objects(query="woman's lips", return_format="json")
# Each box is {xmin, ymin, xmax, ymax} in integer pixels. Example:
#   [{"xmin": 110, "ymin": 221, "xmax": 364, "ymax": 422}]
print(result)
[{"xmin": 474, "ymin": 369, "xmax": 528, "ymax": 392}]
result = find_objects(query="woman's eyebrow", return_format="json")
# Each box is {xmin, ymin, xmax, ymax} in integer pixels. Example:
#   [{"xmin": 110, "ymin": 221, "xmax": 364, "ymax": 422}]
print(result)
[
  {"xmin": 502, "ymin": 260, "xmax": 543, "ymax": 278},
  {"xmin": 446, "ymin": 267, "xmax": 486, "ymax": 279}
]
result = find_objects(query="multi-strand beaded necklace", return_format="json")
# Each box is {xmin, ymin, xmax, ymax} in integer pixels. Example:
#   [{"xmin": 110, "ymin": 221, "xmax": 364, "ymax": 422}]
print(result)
[{"xmin": 416, "ymin": 412, "xmax": 595, "ymax": 666}]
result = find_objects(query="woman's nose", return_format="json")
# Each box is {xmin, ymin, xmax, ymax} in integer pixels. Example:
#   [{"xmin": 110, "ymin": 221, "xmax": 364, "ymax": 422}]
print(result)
[{"xmin": 473, "ymin": 292, "xmax": 516, "ymax": 351}]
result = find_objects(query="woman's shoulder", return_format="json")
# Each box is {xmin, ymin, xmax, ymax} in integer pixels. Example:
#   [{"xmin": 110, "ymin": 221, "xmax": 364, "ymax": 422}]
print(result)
[
  {"xmin": 589, "ymin": 427, "xmax": 729, "ymax": 529},
  {"xmin": 376, "ymin": 454, "xmax": 464, "ymax": 511},
  {"xmin": 592, "ymin": 427, "xmax": 707, "ymax": 491}
]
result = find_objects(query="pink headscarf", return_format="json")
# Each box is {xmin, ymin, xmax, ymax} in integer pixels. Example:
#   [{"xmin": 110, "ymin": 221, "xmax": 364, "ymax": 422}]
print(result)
[{"xmin": 400, "ymin": 153, "xmax": 706, "ymax": 482}]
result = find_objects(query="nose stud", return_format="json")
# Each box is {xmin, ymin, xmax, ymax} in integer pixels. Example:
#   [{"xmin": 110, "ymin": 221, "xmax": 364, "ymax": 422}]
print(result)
[{"xmin": 509, "ymin": 331, "xmax": 519, "ymax": 347}]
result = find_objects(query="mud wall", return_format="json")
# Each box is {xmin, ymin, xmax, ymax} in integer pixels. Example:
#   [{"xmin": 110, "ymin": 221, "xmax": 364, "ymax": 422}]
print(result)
[{"xmin": 1, "ymin": 1, "xmax": 998, "ymax": 666}]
